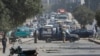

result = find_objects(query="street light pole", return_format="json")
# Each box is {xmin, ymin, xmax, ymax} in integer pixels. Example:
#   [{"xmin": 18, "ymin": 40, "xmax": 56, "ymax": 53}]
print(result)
[
  {"xmin": 47, "ymin": 0, "xmax": 50, "ymax": 12},
  {"xmin": 47, "ymin": 0, "xmax": 50, "ymax": 6},
  {"xmin": 88, "ymin": 0, "xmax": 90, "ymax": 9}
]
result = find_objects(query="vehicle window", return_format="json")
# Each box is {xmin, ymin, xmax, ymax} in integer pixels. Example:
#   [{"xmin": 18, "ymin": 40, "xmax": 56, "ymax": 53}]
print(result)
[{"xmin": 17, "ymin": 29, "xmax": 20, "ymax": 32}]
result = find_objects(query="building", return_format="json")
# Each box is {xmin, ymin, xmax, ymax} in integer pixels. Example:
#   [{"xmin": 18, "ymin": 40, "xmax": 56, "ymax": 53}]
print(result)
[
  {"xmin": 69, "ymin": 0, "xmax": 85, "ymax": 5},
  {"xmin": 41, "ymin": 0, "xmax": 85, "ymax": 6},
  {"xmin": 41, "ymin": 0, "xmax": 85, "ymax": 12},
  {"xmin": 85, "ymin": 0, "xmax": 100, "ymax": 11},
  {"xmin": 41, "ymin": 0, "xmax": 61, "ymax": 7}
]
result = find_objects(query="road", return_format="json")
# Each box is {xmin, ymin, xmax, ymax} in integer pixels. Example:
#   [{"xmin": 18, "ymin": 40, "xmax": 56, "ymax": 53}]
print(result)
[{"xmin": 1, "ymin": 38, "xmax": 100, "ymax": 56}]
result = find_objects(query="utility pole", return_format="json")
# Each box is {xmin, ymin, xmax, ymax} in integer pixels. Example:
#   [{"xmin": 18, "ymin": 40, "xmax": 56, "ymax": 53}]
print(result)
[
  {"xmin": 47, "ymin": 0, "xmax": 50, "ymax": 12},
  {"xmin": 47, "ymin": 0, "xmax": 50, "ymax": 6},
  {"xmin": 88, "ymin": 0, "xmax": 90, "ymax": 9}
]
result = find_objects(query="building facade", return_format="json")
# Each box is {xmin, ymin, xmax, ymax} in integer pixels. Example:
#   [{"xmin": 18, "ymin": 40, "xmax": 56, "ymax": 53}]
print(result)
[
  {"xmin": 41, "ymin": 0, "xmax": 85, "ymax": 12},
  {"xmin": 85, "ymin": 0, "xmax": 100, "ymax": 11}
]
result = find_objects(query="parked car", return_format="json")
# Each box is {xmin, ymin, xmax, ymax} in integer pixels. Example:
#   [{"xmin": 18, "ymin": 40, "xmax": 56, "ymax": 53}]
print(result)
[
  {"xmin": 13, "ymin": 26, "xmax": 31, "ymax": 38},
  {"xmin": 65, "ymin": 30, "xmax": 80, "ymax": 42},
  {"xmin": 70, "ymin": 29, "xmax": 94, "ymax": 38},
  {"xmin": 8, "ymin": 26, "xmax": 32, "ymax": 44}
]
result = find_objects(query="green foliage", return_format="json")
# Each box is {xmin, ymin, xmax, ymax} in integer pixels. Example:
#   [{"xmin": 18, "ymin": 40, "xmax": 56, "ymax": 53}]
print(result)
[
  {"xmin": 0, "ymin": 0, "xmax": 42, "ymax": 31},
  {"xmin": 0, "ymin": 0, "xmax": 12, "ymax": 31},
  {"xmin": 95, "ymin": 10, "xmax": 100, "ymax": 26},
  {"xmin": 73, "ymin": 5, "xmax": 95, "ymax": 25}
]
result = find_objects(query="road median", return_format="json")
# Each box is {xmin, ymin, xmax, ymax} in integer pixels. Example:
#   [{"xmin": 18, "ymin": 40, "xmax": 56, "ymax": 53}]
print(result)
[{"xmin": 88, "ymin": 38, "xmax": 100, "ymax": 44}]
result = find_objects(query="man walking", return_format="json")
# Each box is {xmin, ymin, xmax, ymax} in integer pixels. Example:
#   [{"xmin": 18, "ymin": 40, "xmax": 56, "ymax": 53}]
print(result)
[{"xmin": 1, "ymin": 32, "xmax": 7, "ymax": 53}]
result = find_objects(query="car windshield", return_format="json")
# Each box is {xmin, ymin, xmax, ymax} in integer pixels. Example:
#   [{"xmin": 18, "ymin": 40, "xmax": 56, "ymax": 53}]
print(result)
[
  {"xmin": 42, "ymin": 28, "xmax": 52, "ymax": 34},
  {"xmin": 58, "ymin": 17, "xmax": 67, "ymax": 19},
  {"xmin": 56, "ymin": 15, "xmax": 67, "ymax": 19}
]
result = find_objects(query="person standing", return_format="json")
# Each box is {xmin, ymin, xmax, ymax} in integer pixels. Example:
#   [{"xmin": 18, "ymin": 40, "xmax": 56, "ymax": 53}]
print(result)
[
  {"xmin": 94, "ymin": 25, "xmax": 98, "ymax": 38},
  {"xmin": 34, "ymin": 30, "xmax": 38, "ymax": 43},
  {"xmin": 1, "ymin": 32, "xmax": 7, "ymax": 53},
  {"xmin": 59, "ymin": 24, "xmax": 63, "ymax": 40}
]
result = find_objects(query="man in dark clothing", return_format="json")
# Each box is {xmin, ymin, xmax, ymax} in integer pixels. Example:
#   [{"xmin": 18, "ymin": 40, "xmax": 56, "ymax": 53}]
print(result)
[
  {"xmin": 2, "ymin": 33, "xmax": 7, "ymax": 53},
  {"xmin": 55, "ymin": 24, "xmax": 63, "ymax": 40},
  {"xmin": 34, "ymin": 30, "xmax": 38, "ymax": 43}
]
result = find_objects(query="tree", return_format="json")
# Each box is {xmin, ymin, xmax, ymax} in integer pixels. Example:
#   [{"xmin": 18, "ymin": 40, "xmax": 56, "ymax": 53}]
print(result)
[
  {"xmin": 43, "ymin": 4, "xmax": 52, "ymax": 12},
  {"xmin": 0, "ymin": 0, "xmax": 42, "ymax": 31},
  {"xmin": 95, "ymin": 10, "xmax": 100, "ymax": 26},
  {"xmin": 73, "ymin": 5, "xmax": 95, "ymax": 25},
  {"xmin": 0, "ymin": 0, "xmax": 12, "ymax": 31}
]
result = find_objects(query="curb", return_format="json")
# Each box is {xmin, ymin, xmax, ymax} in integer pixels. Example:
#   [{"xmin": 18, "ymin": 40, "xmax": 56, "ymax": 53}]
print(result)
[
  {"xmin": 88, "ymin": 38, "xmax": 100, "ymax": 44},
  {"xmin": 22, "ymin": 39, "xmax": 34, "ymax": 44}
]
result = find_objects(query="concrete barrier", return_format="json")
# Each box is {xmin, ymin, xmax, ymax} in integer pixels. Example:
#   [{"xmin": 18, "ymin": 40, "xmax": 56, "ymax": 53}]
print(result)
[
  {"xmin": 88, "ymin": 38, "xmax": 100, "ymax": 44},
  {"xmin": 19, "ymin": 38, "xmax": 34, "ymax": 43}
]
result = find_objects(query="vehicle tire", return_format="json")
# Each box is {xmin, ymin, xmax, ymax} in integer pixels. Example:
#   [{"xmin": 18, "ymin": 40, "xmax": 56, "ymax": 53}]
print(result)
[
  {"xmin": 46, "ymin": 38, "xmax": 52, "ymax": 43},
  {"xmin": 72, "ymin": 34, "xmax": 80, "ymax": 41}
]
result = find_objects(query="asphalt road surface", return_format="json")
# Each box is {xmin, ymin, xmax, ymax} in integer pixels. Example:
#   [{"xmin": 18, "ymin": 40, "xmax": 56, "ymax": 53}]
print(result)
[{"xmin": 1, "ymin": 38, "xmax": 100, "ymax": 56}]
